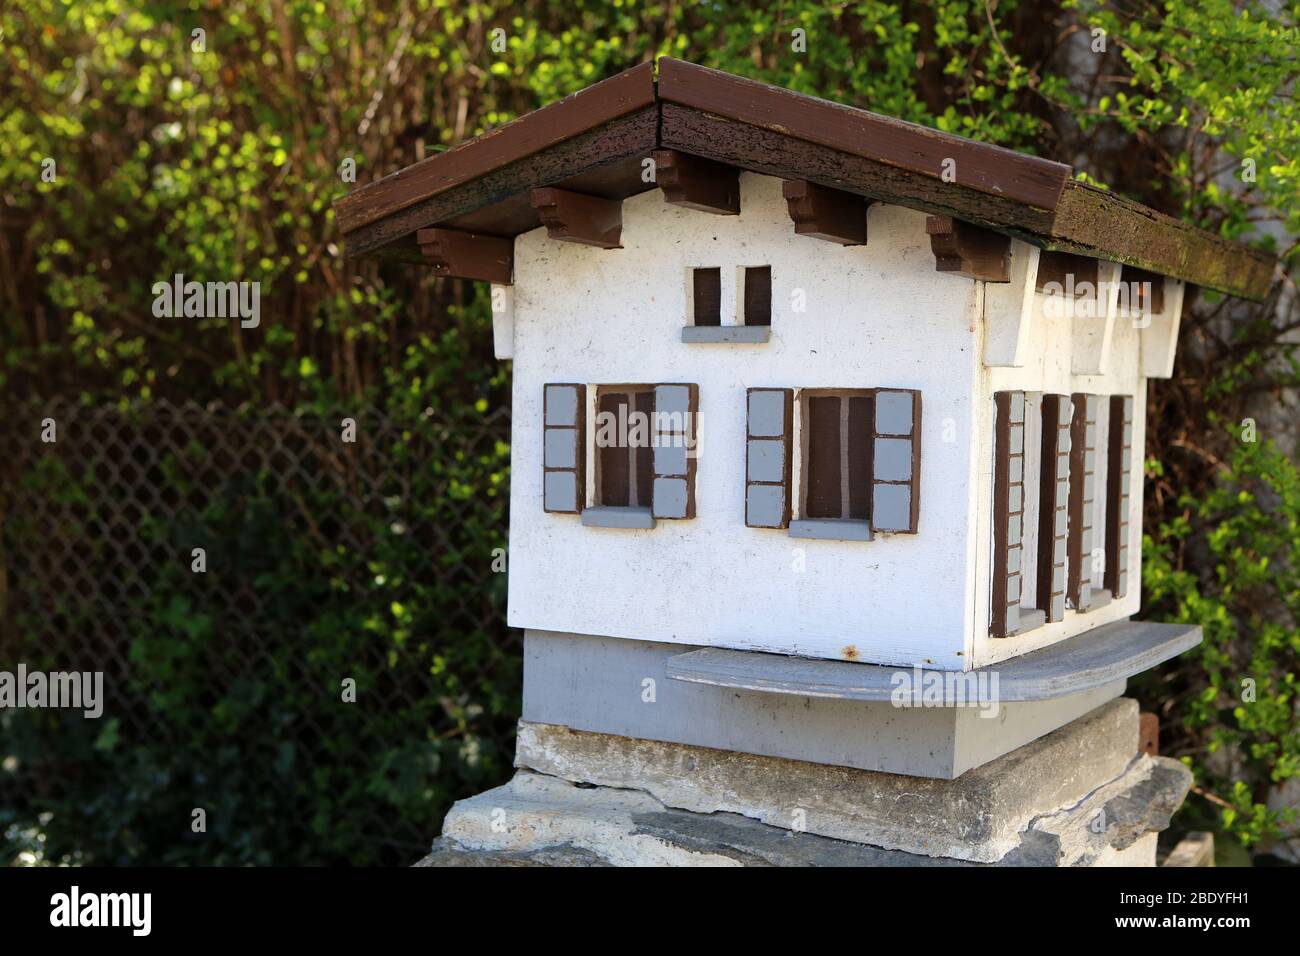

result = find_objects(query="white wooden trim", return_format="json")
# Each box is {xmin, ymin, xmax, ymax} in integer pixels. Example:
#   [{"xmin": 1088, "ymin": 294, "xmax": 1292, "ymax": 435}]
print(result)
[
  {"xmin": 1139, "ymin": 278, "xmax": 1186, "ymax": 379},
  {"xmin": 491, "ymin": 283, "xmax": 515, "ymax": 359},
  {"xmin": 1071, "ymin": 261, "xmax": 1123, "ymax": 375},
  {"xmin": 982, "ymin": 240, "xmax": 1040, "ymax": 368}
]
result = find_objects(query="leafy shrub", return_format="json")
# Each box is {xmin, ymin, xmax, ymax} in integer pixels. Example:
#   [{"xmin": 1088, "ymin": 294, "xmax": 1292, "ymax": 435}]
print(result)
[{"xmin": 1143, "ymin": 433, "xmax": 1300, "ymax": 852}]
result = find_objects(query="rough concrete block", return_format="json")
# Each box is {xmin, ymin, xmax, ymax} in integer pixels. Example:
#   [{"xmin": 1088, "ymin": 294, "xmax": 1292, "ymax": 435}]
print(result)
[
  {"xmin": 429, "ymin": 749, "xmax": 1189, "ymax": 867},
  {"xmin": 1001, "ymin": 757, "xmax": 1190, "ymax": 866},
  {"xmin": 514, "ymin": 697, "xmax": 1141, "ymax": 863}
]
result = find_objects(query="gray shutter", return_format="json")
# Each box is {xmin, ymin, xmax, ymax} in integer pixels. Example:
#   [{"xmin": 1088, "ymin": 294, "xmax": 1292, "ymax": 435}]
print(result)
[
  {"xmin": 1038, "ymin": 395, "xmax": 1072, "ymax": 622},
  {"xmin": 871, "ymin": 389, "xmax": 921, "ymax": 533},
  {"xmin": 1067, "ymin": 393, "xmax": 1098, "ymax": 610},
  {"xmin": 1104, "ymin": 395, "xmax": 1134, "ymax": 598},
  {"xmin": 543, "ymin": 384, "xmax": 584, "ymax": 514},
  {"xmin": 991, "ymin": 391, "xmax": 1026, "ymax": 637},
  {"xmin": 652, "ymin": 384, "xmax": 698, "ymax": 519},
  {"xmin": 745, "ymin": 388, "xmax": 792, "ymax": 528}
]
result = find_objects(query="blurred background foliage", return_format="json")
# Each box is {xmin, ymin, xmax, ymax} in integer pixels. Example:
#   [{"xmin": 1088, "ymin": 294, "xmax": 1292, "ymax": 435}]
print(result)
[{"xmin": 0, "ymin": 0, "xmax": 1296, "ymax": 864}]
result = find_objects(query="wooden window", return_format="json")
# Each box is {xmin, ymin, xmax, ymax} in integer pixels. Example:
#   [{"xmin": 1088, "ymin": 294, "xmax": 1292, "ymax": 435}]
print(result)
[
  {"xmin": 595, "ymin": 387, "xmax": 655, "ymax": 508},
  {"xmin": 542, "ymin": 384, "xmax": 585, "ymax": 514},
  {"xmin": 745, "ymin": 388, "xmax": 793, "ymax": 528},
  {"xmin": 576, "ymin": 384, "xmax": 701, "ymax": 521},
  {"xmin": 1037, "ymin": 395, "xmax": 1072, "ymax": 622},
  {"xmin": 794, "ymin": 388, "xmax": 921, "ymax": 534},
  {"xmin": 692, "ymin": 268, "xmax": 721, "ymax": 326},
  {"xmin": 802, "ymin": 392, "xmax": 873, "ymax": 521},
  {"xmin": 743, "ymin": 266, "xmax": 772, "ymax": 326},
  {"xmin": 1104, "ymin": 395, "xmax": 1134, "ymax": 598}
]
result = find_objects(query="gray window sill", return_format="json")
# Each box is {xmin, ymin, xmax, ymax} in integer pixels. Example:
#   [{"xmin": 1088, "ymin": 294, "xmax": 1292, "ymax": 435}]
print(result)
[
  {"xmin": 681, "ymin": 326, "xmax": 770, "ymax": 344},
  {"xmin": 581, "ymin": 506, "xmax": 656, "ymax": 530},
  {"xmin": 1009, "ymin": 608, "xmax": 1047, "ymax": 636},
  {"xmin": 788, "ymin": 519, "xmax": 873, "ymax": 541},
  {"xmin": 1074, "ymin": 589, "xmax": 1113, "ymax": 613}
]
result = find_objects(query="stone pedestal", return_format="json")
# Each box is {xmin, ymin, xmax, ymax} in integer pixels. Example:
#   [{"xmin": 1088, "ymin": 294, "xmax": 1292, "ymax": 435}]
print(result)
[{"xmin": 419, "ymin": 698, "xmax": 1191, "ymax": 867}]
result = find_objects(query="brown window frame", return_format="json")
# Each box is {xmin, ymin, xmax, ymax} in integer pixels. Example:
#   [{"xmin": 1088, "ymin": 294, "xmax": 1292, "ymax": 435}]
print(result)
[
  {"xmin": 798, "ymin": 389, "xmax": 875, "ymax": 523},
  {"xmin": 593, "ymin": 385, "xmax": 656, "ymax": 509}
]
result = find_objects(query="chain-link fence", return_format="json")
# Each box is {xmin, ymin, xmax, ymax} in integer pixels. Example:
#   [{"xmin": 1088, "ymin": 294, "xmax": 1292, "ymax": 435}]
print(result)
[{"xmin": 0, "ymin": 399, "xmax": 516, "ymax": 866}]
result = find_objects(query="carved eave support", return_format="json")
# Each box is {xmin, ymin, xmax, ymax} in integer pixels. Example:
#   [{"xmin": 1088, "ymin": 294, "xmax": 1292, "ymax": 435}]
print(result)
[
  {"xmin": 1070, "ymin": 260, "xmax": 1122, "ymax": 375},
  {"xmin": 781, "ymin": 180, "xmax": 869, "ymax": 245},
  {"xmin": 982, "ymin": 240, "xmax": 1042, "ymax": 368},
  {"xmin": 529, "ymin": 187, "xmax": 623, "ymax": 248},
  {"xmin": 925, "ymin": 216, "xmax": 1011, "ymax": 282},
  {"xmin": 1139, "ymin": 276, "xmax": 1187, "ymax": 379},
  {"xmin": 416, "ymin": 228, "xmax": 514, "ymax": 285},
  {"xmin": 653, "ymin": 148, "xmax": 740, "ymax": 215},
  {"xmin": 1034, "ymin": 250, "xmax": 1122, "ymax": 375}
]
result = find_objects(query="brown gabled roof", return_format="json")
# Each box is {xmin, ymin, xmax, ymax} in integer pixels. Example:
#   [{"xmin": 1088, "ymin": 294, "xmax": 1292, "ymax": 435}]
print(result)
[{"xmin": 334, "ymin": 58, "xmax": 1275, "ymax": 301}]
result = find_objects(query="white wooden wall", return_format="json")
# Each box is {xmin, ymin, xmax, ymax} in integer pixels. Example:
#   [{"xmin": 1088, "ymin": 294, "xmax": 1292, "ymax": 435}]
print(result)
[{"xmin": 506, "ymin": 172, "xmax": 1165, "ymax": 671}]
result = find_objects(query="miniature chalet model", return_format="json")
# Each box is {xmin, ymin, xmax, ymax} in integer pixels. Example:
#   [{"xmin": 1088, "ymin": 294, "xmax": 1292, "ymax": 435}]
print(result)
[{"xmin": 339, "ymin": 60, "xmax": 1274, "ymax": 864}]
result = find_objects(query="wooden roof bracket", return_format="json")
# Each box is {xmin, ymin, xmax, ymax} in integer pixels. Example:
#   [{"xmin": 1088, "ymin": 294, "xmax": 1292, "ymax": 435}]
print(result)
[
  {"xmin": 781, "ymin": 180, "xmax": 870, "ymax": 245},
  {"xmin": 416, "ymin": 228, "xmax": 514, "ymax": 284},
  {"xmin": 653, "ymin": 148, "xmax": 740, "ymax": 215},
  {"xmin": 530, "ymin": 187, "xmax": 624, "ymax": 248},
  {"xmin": 926, "ymin": 216, "xmax": 1011, "ymax": 282}
]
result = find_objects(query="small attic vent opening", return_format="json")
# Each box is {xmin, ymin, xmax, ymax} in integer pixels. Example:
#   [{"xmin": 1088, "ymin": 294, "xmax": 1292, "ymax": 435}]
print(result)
[
  {"xmin": 742, "ymin": 266, "xmax": 772, "ymax": 326},
  {"xmin": 691, "ymin": 268, "xmax": 721, "ymax": 326},
  {"xmin": 681, "ymin": 265, "xmax": 770, "ymax": 344}
]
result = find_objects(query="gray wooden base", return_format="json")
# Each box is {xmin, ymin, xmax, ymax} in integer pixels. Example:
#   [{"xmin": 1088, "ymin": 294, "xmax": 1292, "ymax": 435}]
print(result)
[
  {"xmin": 523, "ymin": 629, "xmax": 1127, "ymax": 778},
  {"xmin": 666, "ymin": 619, "xmax": 1202, "ymax": 702}
]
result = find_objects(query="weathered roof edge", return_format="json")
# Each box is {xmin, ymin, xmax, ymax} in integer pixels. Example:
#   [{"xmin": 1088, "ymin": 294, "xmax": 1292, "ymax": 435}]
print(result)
[
  {"xmin": 333, "ymin": 60, "xmax": 657, "ymax": 235},
  {"xmin": 333, "ymin": 57, "xmax": 1276, "ymax": 301}
]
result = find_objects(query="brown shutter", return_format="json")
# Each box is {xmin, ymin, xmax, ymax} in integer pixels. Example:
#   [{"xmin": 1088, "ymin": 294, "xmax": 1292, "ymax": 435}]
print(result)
[
  {"xmin": 1037, "ymin": 395, "xmax": 1072, "ymax": 622},
  {"xmin": 692, "ymin": 268, "xmax": 721, "ymax": 326},
  {"xmin": 1067, "ymin": 393, "xmax": 1098, "ymax": 610},
  {"xmin": 745, "ymin": 388, "xmax": 793, "ymax": 528},
  {"xmin": 871, "ymin": 389, "xmax": 921, "ymax": 533},
  {"xmin": 651, "ymin": 384, "xmax": 698, "ymax": 519},
  {"xmin": 743, "ymin": 266, "xmax": 772, "ymax": 326},
  {"xmin": 991, "ymin": 391, "xmax": 1026, "ymax": 637},
  {"xmin": 1104, "ymin": 395, "xmax": 1134, "ymax": 598},
  {"xmin": 543, "ymin": 384, "xmax": 585, "ymax": 514}
]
